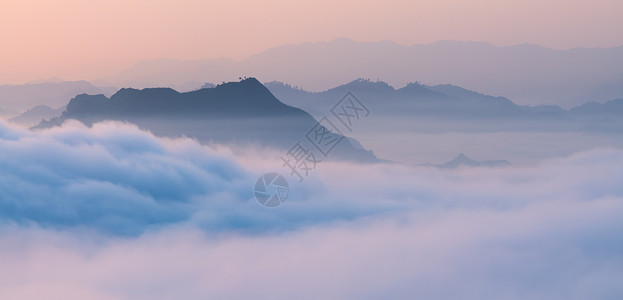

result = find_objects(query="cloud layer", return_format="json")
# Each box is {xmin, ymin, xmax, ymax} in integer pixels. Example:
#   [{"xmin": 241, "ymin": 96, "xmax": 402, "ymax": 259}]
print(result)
[
  {"xmin": 0, "ymin": 120, "xmax": 622, "ymax": 298},
  {"xmin": 0, "ymin": 120, "xmax": 249, "ymax": 234}
]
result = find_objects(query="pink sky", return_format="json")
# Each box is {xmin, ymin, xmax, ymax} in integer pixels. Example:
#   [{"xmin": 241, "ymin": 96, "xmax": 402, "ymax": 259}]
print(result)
[{"xmin": 1, "ymin": 0, "xmax": 622, "ymax": 84}]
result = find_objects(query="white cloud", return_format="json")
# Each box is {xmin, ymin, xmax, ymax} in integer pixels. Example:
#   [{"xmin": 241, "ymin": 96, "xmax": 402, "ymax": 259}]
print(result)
[
  {"xmin": 0, "ymin": 192, "xmax": 622, "ymax": 299},
  {"xmin": 0, "ymin": 120, "xmax": 622, "ymax": 298},
  {"xmin": 0, "ymin": 120, "xmax": 249, "ymax": 234}
]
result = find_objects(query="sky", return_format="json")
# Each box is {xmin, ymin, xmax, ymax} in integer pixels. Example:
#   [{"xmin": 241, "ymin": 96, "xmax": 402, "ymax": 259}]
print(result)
[
  {"xmin": 1, "ymin": 0, "xmax": 622, "ymax": 84},
  {"xmin": 2, "ymin": 1, "xmax": 623, "ymax": 297}
]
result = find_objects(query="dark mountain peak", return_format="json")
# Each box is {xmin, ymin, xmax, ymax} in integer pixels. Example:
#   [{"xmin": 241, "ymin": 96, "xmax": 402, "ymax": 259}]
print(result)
[
  {"xmin": 264, "ymin": 81, "xmax": 307, "ymax": 92},
  {"xmin": 397, "ymin": 82, "xmax": 448, "ymax": 98},
  {"xmin": 34, "ymin": 78, "xmax": 379, "ymax": 163},
  {"xmin": 54, "ymin": 78, "xmax": 289, "ymax": 123},
  {"xmin": 213, "ymin": 77, "xmax": 271, "ymax": 96},
  {"xmin": 405, "ymin": 81, "xmax": 424, "ymax": 87},
  {"xmin": 195, "ymin": 77, "xmax": 287, "ymax": 109},
  {"xmin": 348, "ymin": 78, "xmax": 394, "ymax": 88},
  {"xmin": 218, "ymin": 77, "xmax": 262, "ymax": 88},
  {"xmin": 327, "ymin": 78, "xmax": 395, "ymax": 94},
  {"xmin": 438, "ymin": 153, "xmax": 511, "ymax": 169},
  {"xmin": 111, "ymin": 87, "xmax": 179, "ymax": 101},
  {"xmin": 65, "ymin": 93, "xmax": 109, "ymax": 116}
]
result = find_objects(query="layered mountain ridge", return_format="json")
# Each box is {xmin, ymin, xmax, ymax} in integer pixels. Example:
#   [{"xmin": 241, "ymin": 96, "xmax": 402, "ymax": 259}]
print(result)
[{"xmin": 36, "ymin": 78, "xmax": 379, "ymax": 163}]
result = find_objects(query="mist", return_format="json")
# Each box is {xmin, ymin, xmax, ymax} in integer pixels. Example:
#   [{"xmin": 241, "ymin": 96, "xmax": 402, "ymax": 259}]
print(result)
[
  {"xmin": 2, "ymin": 1, "xmax": 622, "ymax": 297},
  {"xmin": 0, "ymin": 118, "xmax": 622, "ymax": 298}
]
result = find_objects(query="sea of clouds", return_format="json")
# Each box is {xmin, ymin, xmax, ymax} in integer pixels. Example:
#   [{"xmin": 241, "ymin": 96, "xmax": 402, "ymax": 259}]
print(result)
[{"xmin": 0, "ymin": 120, "xmax": 622, "ymax": 299}]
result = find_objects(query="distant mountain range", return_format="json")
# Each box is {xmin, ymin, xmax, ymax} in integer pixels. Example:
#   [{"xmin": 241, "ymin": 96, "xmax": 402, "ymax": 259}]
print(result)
[
  {"xmin": 570, "ymin": 98, "xmax": 623, "ymax": 116},
  {"xmin": 102, "ymin": 38, "xmax": 623, "ymax": 107},
  {"xmin": 36, "ymin": 78, "xmax": 379, "ymax": 163},
  {"xmin": 266, "ymin": 79, "xmax": 540, "ymax": 118},
  {"xmin": 10, "ymin": 77, "xmax": 620, "ymax": 137},
  {"xmin": 0, "ymin": 81, "xmax": 116, "ymax": 116},
  {"xmin": 20, "ymin": 77, "xmax": 622, "ymax": 167},
  {"xmin": 9, "ymin": 105, "xmax": 65, "ymax": 127},
  {"xmin": 265, "ymin": 79, "xmax": 623, "ymax": 133}
]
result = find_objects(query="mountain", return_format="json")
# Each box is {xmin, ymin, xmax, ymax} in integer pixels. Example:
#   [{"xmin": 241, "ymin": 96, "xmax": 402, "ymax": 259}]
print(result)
[
  {"xmin": 9, "ymin": 105, "xmax": 65, "ymax": 127},
  {"xmin": 0, "ymin": 81, "xmax": 117, "ymax": 116},
  {"xmin": 568, "ymin": 99, "xmax": 623, "ymax": 133},
  {"xmin": 36, "ymin": 78, "xmax": 379, "ymax": 163},
  {"xmin": 266, "ymin": 78, "xmax": 566, "ymax": 120},
  {"xmin": 570, "ymin": 98, "xmax": 623, "ymax": 116},
  {"xmin": 104, "ymin": 39, "xmax": 623, "ymax": 107},
  {"xmin": 423, "ymin": 153, "xmax": 511, "ymax": 169},
  {"xmin": 266, "ymin": 78, "xmax": 623, "ymax": 134},
  {"xmin": 571, "ymin": 81, "xmax": 623, "ymax": 105}
]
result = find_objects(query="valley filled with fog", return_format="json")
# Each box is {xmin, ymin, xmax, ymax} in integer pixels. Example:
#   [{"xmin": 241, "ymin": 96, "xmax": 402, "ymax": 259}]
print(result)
[
  {"xmin": 0, "ymin": 70, "xmax": 622, "ymax": 298},
  {"xmin": 1, "ymin": 8, "xmax": 623, "ymax": 295}
]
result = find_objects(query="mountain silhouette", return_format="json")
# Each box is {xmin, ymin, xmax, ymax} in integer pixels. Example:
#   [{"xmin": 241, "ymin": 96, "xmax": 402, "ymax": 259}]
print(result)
[
  {"xmin": 569, "ymin": 98, "xmax": 623, "ymax": 132},
  {"xmin": 264, "ymin": 78, "xmax": 623, "ymax": 134},
  {"xmin": 266, "ymin": 78, "xmax": 564, "ymax": 120},
  {"xmin": 570, "ymin": 98, "xmax": 623, "ymax": 116},
  {"xmin": 36, "ymin": 78, "xmax": 379, "ymax": 163},
  {"xmin": 9, "ymin": 105, "xmax": 65, "ymax": 127},
  {"xmin": 0, "ymin": 81, "xmax": 117, "ymax": 116},
  {"xmin": 422, "ymin": 153, "xmax": 511, "ymax": 169},
  {"xmin": 105, "ymin": 38, "xmax": 623, "ymax": 107}
]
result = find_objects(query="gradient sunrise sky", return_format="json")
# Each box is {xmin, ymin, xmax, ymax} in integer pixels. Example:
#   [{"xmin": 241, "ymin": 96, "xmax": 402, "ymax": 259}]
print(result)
[{"xmin": 1, "ymin": 0, "xmax": 622, "ymax": 83}]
